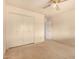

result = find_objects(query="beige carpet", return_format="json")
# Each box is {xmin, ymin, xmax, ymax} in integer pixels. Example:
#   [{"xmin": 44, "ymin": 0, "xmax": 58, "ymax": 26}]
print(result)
[{"xmin": 4, "ymin": 39, "xmax": 75, "ymax": 59}]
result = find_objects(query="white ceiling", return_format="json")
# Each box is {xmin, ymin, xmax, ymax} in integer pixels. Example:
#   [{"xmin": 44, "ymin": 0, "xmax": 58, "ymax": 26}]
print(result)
[{"xmin": 7, "ymin": 0, "xmax": 74, "ymax": 15}]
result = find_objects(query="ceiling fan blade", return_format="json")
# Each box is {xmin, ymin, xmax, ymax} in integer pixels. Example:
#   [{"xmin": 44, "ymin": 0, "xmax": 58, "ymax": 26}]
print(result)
[
  {"xmin": 43, "ymin": 0, "xmax": 53, "ymax": 9},
  {"xmin": 58, "ymin": 0, "xmax": 67, "ymax": 3},
  {"xmin": 43, "ymin": 3, "xmax": 52, "ymax": 8}
]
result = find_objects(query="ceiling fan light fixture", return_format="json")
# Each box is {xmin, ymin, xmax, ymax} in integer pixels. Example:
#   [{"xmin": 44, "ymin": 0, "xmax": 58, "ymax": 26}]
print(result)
[
  {"xmin": 52, "ymin": 0, "xmax": 66, "ymax": 10},
  {"xmin": 53, "ymin": 3, "xmax": 60, "ymax": 10}
]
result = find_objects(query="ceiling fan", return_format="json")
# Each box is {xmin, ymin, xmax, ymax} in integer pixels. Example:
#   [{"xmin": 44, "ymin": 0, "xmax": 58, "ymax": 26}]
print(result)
[{"xmin": 43, "ymin": 0, "xmax": 67, "ymax": 10}]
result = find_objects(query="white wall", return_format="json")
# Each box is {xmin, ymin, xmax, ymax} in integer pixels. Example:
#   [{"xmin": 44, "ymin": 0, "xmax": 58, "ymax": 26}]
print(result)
[
  {"xmin": 46, "ymin": 9, "xmax": 75, "ymax": 40},
  {"xmin": 4, "ymin": 5, "xmax": 45, "ymax": 48}
]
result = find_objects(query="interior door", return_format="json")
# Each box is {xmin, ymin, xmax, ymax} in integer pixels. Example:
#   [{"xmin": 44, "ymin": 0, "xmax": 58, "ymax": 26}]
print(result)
[{"xmin": 7, "ymin": 13, "xmax": 34, "ymax": 48}]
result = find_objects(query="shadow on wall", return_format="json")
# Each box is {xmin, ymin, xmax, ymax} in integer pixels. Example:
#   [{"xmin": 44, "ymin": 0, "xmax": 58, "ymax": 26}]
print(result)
[{"xmin": 45, "ymin": 9, "xmax": 74, "ymax": 40}]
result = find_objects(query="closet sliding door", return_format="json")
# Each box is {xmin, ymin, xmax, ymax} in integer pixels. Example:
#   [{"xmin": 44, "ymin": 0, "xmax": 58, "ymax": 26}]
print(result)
[{"xmin": 7, "ymin": 13, "xmax": 34, "ymax": 48}]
